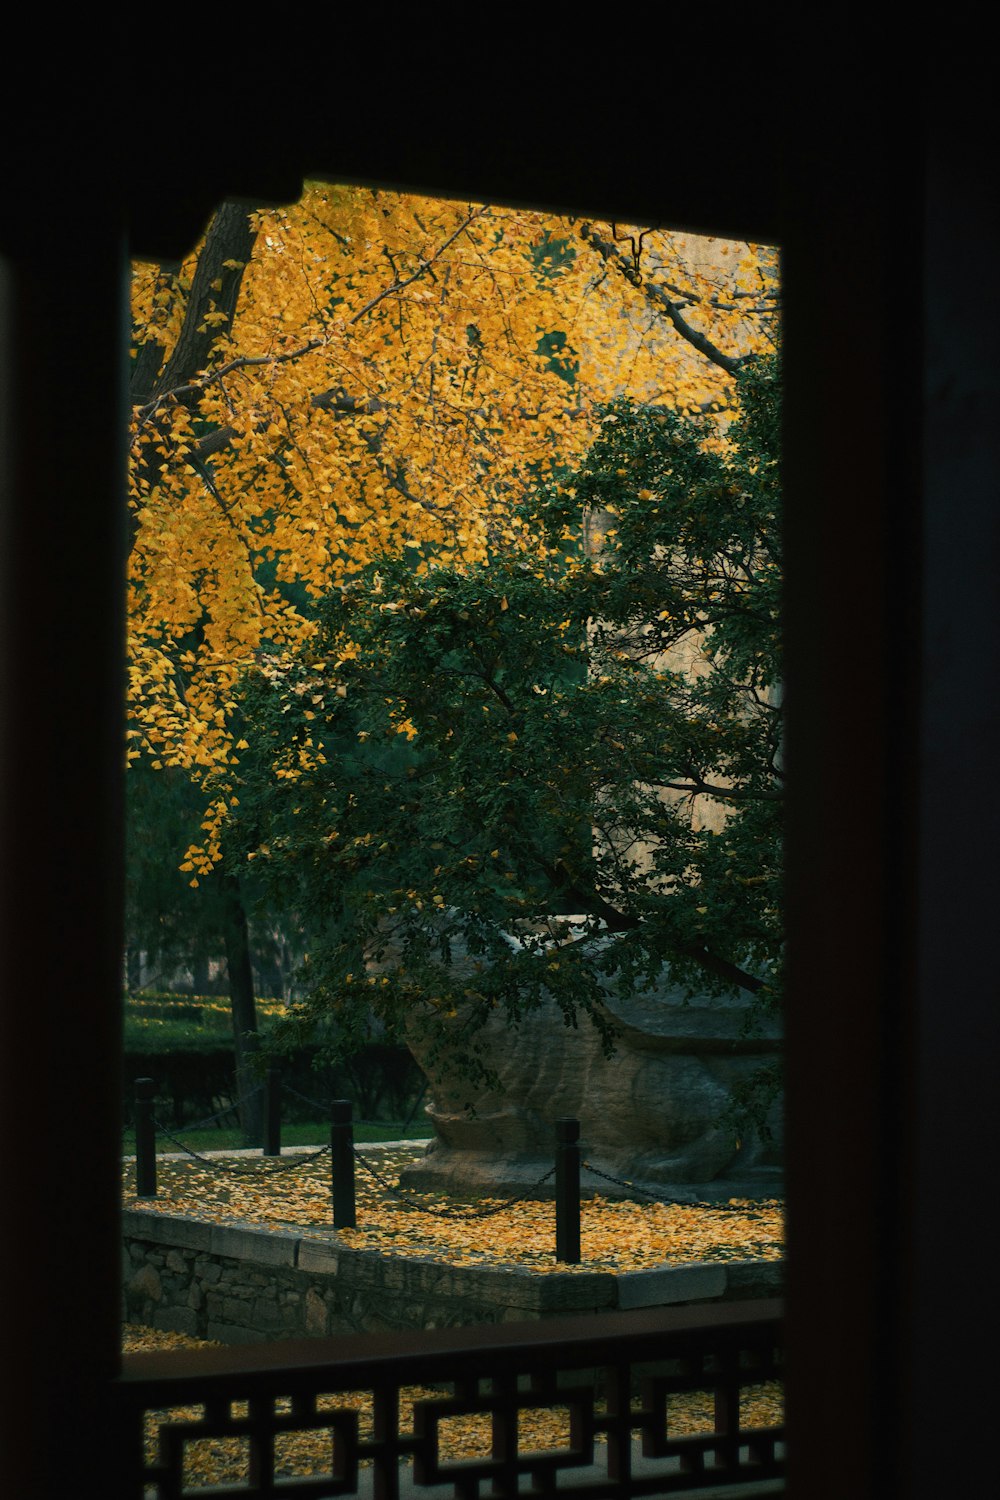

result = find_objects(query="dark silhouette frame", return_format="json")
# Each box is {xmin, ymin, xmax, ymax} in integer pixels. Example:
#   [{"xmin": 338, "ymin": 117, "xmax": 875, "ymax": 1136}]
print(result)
[{"xmin": 1, "ymin": 57, "xmax": 994, "ymax": 1498}]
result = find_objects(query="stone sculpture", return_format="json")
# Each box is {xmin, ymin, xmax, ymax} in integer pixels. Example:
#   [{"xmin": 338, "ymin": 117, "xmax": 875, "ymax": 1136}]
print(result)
[{"xmin": 399, "ymin": 944, "xmax": 783, "ymax": 1203}]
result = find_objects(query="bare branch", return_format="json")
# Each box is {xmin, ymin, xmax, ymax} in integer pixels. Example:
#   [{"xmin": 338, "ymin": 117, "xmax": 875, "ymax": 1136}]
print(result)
[
  {"xmin": 342, "ymin": 206, "xmax": 486, "ymax": 327},
  {"xmin": 185, "ymin": 455, "xmax": 265, "ymax": 612},
  {"xmin": 646, "ymin": 778, "xmax": 782, "ymax": 803},
  {"xmin": 130, "ymin": 207, "xmax": 490, "ymax": 496},
  {"xmin": 577, "ymin": 221, "xmax": 756, "ymax": 377},
  {"xmin": 135, "ymin": 338, "xmax": 326, "ymax": 422},
  {"xmin": 532, "ymin": 850, "xmax": 766, "ymax": 997}
]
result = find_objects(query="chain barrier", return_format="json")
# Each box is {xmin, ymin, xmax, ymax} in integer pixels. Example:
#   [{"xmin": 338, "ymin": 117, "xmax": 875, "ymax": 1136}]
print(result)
[
  {"xmin": 581, "ymin": 1159, "xmax": 778, "ymax": 1215},
  {"xmin": 124, "ymin": 1087, "xmax": 263, "ymax": 1146},
  {"xmin": 353, "ymin": 1148, "xmax": 557, "ymax": 1220},
  {"xmin": 148, "ymin": 1119, "xmax": 331, "ymax": 1173},
  {"xmin": 124, "ymin": 1074, "xmax": 418, "ymax": 1183}
]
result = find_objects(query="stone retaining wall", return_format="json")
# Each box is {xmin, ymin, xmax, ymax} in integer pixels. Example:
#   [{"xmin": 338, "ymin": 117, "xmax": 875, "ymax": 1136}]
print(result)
[{"xmin": 122, "ymin": 1207, "xmax": 783, "ymax": 1345}]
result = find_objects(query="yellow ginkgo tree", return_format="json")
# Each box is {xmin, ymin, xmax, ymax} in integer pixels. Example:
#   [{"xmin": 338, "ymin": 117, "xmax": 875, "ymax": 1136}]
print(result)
[{"xmin": 127, "ymin": 183, "xmax": 777, "ymax": 1138}]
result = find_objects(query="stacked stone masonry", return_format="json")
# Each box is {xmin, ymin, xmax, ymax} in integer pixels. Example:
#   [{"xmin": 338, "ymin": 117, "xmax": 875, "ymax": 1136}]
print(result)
[{"xmin": 122, "ymin": 1208, "xmax": 783, "ymax": 1346}]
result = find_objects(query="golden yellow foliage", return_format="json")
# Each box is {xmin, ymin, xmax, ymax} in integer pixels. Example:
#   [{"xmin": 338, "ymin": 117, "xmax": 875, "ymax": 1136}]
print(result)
[{"xmin": 128, "ymin": 185, "xmax": 777, "ymax": 867}]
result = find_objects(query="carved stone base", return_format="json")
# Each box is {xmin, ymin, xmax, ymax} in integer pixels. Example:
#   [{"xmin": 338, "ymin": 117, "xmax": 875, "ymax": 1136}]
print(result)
[{"xmin": 401, "ymin": 970, "xmax": 783, "ymax": 1203}]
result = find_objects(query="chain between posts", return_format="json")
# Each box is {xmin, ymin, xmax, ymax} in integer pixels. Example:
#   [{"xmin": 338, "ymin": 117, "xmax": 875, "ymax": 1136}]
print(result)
[
  {"xmin": 129, "ymin": 1084, "xmax": 772, "ymax": 1244},
  {"xmin": 126, "ymin": 1075, "xmax": 425, "ymax": 1162},
  {"xmin": 128, "ymin": 1084, "xmax": 555, "ymax": 1215},
  {"xmin": 581, "ymin": 1158, "xmax": 779, "ymax": 1215},
  {"xmin": 126, "ymin": 1133, "xmax": 772, "ymax": 1211},
  {"xmin": 150, "ymin": 1121, "xmax": 331, "ymax": 1173},
  {"xmin": 353, "ymin": 1148, "xmax": 557, "ymax": 1220},
  {"xmin": 126, "ymin": 1084, "xmax": 264, "ymax": 1150}
]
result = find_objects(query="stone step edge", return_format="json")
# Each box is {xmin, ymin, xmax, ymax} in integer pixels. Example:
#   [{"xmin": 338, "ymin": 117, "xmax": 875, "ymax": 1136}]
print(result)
[{"xmin": 123, "ymin": 1207, "xmax": 782, "ymax": 1312}]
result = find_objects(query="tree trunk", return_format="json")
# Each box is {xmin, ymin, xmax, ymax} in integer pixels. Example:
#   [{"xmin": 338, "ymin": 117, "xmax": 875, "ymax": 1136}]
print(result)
[
  {"xmin": 125, "ymin": 945, "xmax": 142, "ymax": 992},
  {"xmin": 129, "ymin": 203, "xmax": 259, "ymax": 550},
  {"xmin": 220, "ymin": 871, "xmax": 263, "ymax": 1146},
  {"xmin": 191, "ymin": 952, "xmax": 210, "ymax": 996}
]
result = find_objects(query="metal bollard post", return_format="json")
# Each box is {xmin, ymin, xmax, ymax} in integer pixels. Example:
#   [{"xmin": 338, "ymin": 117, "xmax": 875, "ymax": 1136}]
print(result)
[
  {"xmin": 555, "ymin": 1116, "xmax": 581, "ymax": 1263},
  {"xmin": 264, "ymin": 1068, "xmax": 281, "ymax": 1157},
  {"xmin": 331, "ymin": 1099, "xmax": 356, "ymax": 1228},
  {"xmin": 134, "ymin": 1077, "xmax": 157, "ymax": 1199}
]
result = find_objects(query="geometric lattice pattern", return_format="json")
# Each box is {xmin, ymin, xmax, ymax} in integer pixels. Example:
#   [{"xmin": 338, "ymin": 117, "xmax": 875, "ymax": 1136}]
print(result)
[{"xmin": 116, "ymin": 1300, "xmax": 784, "ymax": 1498}]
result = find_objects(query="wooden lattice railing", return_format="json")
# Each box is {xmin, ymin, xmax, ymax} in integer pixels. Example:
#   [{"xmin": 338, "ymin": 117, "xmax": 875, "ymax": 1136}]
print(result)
[{"xmin": 115, "ymin": 1299, "xmax": 784, "ymax": 1498}]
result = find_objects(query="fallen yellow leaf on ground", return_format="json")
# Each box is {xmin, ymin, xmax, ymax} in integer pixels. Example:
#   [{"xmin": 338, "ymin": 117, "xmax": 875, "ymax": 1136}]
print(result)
[{"xmin": 122, "ymin": 1145, "xmax": 783, "ymax": 1273}]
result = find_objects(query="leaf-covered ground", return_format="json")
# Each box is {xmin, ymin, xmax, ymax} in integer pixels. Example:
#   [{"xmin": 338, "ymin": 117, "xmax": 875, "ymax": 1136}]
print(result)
[
  {"xmin": 123, "ymin": 1147, "xmax": 783, "ymax": 1485},
  {"xmin": 122, "ymin": 1144, "xmax": 783, "ymax": 1272}
]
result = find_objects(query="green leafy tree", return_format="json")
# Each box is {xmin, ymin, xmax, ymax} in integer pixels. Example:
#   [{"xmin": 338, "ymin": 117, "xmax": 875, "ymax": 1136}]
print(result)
[
  {"xmin": 229, "ymin": 353, "xmax": 782, "ymax": 1111},
  {"xmin": 128, "ymin": 187, "xmax": 775, "ymax": 1133},
  {"xmin": 125, "ymin": 759, "xmax": 227, "ymax": 994},
  {"xmin": 125, "ymin": 756, "xmax": 309, "ymax": 1142}
]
